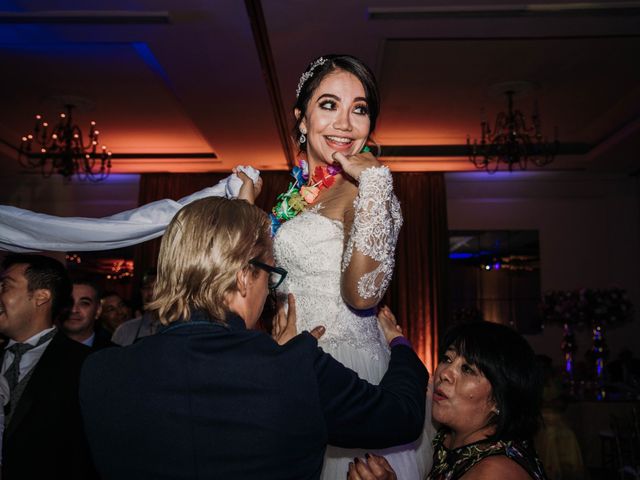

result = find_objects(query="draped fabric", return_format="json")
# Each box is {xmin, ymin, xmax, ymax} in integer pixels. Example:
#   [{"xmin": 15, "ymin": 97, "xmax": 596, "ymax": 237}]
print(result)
[
  {"xmin": 133, "ymin": 173, "xmax": 224, "ymax": 276},
  {"xmin": 0, "ymin": 177, "xmax": 242, "ymax": 253},
  {"xmin": 385, "ymin": 173, "xmax": 449, "ymax": 373},
  {"xmin": 135, "ymin": 171, "xmax": 448, "ymax": 372},
  {"xmin": 134, "ymin": 172, "xmax": 291, "ymax": 277}
]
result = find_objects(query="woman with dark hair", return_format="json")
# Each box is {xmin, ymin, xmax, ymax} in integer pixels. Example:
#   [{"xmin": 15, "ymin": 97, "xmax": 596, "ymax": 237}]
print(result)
[
  {"xmin": 426, "ymin": 321, "xmax": 546, "ymax": 479},
  {"xmin": 348, "ymin": 321, "xmax": 548, "ymax": 480},
  {"xmin": 269, "ymin": 55, "xmax": 432, "ymax": 479}
]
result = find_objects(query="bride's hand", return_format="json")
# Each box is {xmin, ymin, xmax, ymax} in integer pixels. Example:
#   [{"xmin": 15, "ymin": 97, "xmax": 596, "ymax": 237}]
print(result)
[
  {"xmin": 377, "ymin": 305, "xmax": 403, "ymax": 344},
  {"xmin": 331, "ymin": 151, "xmax": 382, "ymax": 181},
  {"xmin": 234, "ymin": 167, "xmax": 263, "ymax": 204},
  {"xmin": 272, "ymin": 294, "xmax": 325, "ymax": 345}
]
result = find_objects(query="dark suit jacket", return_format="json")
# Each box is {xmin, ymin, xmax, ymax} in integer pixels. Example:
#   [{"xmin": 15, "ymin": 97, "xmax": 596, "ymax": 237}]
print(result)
[
  {"xmin": 2, "ymin": 331, "xmax": 97, "ymax": 480},
  {"xmin": 92, "ymin": 326, "xmax": 117, "ymax": 350},
  {"xmin": 80, "ymin": 311, "xmax": 428, "ymax": 480}
]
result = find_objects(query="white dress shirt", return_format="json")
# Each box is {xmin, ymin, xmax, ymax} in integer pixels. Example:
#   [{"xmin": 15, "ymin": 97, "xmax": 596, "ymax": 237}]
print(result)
[
  {"xmin": 1, "ymin": 327, "xmax": 57, "ymax": 384},
  {"xmin": 81, "ymin": 332, "xmax": 96, "ymax": 347}
]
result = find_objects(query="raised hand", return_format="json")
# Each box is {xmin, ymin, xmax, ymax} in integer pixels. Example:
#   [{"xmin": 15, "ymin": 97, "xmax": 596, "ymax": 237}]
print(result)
[
  {"xmin": 377, "ymin": 305, "xmax": 403, "ymax": 344},
  {"xmin": 272, "ymin": 293, "xmax": 325, "ymax": 345},
  {"xmin": 331, "ymin": 150, "xmax": 382, "ymax": 181},
  {"xmin": 233, "ymin": 167, "xmax": 263, "ymax": 204}
]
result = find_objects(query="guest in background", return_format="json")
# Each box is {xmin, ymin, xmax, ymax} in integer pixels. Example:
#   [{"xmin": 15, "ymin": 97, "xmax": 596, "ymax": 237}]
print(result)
[
  {"xmin": 0, "ymin": 376, "xmax": 8, "ymax": 469},
  {"xmin": 99, "ymin": 291, "xmax": 128, "ymax": 335},
  {"xmin": 536, "ymin": 355, "xmax": 565, "ymax": 409},
  {"xmin": 0, "ymin": 254, "xmax": 95, "ymax": 479},
  {"xmin": 112, "ymin": 268, "xmax": 160, "ymax": 346},
  {"xmin": 62, "ymin": 278, "xmax": 114, "ymax": 350},
  {"xmin": 133, "ymin": 267, "xmax": 157, "ymax": 318},
  {"xmin": 79, "ymin": 196, "xmax": 427, "ymax": 480},
  {"xmin": 534, "ymin": 355, "xmax": 585, "ymax": 480}
]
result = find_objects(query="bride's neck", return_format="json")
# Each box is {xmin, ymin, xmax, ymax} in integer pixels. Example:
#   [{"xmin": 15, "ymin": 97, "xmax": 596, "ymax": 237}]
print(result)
[
  {"xmin": 306, "ymin": 156, "xmax": 340, "ymax": 182},
  {"xmin": 306, "ymin": 155, "xmax": 324, "ymax": 173}
]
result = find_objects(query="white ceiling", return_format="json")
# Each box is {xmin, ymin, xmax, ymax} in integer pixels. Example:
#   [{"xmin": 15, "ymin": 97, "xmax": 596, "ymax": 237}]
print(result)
[{"xmin": 0, "ymin": 0, "xmax": 639, "ymax": 176}]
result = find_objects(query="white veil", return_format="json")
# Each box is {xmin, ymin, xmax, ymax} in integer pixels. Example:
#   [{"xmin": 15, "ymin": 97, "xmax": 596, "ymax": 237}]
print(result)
[{"xmin": 0, "ymin": 167, "xmax": 260, "ymax": 253}]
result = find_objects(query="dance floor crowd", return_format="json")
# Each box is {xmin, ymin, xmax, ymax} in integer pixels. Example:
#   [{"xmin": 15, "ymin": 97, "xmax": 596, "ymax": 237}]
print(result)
[{"xmin": 1, "ymin": 54, "xmax": 552, "ymax": 480}]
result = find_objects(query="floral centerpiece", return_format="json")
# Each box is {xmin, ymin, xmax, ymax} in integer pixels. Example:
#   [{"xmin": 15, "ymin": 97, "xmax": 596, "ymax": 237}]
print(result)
[
  {"xmin": 542, "ymin": 288, "xmax": 634, "ymax": 327},
  {"xmin": 542, "ymin": 288, "xmax": 634, "ymax": 387}
]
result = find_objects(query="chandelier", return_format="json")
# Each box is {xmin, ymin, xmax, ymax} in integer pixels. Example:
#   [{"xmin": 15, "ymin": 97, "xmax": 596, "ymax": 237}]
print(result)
[
  {"xmin": 467, "ymin": 83, "xmax": 558, "ymax": 173},
  {"xmin": 18, "ymin": 103, "xmax": 112, "ymax": 181}
]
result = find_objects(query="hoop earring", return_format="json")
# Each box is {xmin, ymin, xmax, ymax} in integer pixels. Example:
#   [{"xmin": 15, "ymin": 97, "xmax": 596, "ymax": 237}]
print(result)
[{"xmin": 299, "ymin": 132, "xmax": 307, "ymax": 144}]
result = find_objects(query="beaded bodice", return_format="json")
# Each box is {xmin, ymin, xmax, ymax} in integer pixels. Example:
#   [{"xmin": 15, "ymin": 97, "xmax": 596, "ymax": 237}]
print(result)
[
  {"xmin": 273, "ymin": 166, "xmax": 402, "ymax": 359},
  {"xmin": 273, "ymin": 209, "xmax": 387, "ymax": 358}
]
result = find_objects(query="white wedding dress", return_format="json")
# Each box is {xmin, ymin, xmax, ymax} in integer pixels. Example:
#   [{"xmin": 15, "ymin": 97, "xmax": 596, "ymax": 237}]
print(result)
[{"xmin": 274, "ymin": 166, "xmax": 433, "ymax": 480}]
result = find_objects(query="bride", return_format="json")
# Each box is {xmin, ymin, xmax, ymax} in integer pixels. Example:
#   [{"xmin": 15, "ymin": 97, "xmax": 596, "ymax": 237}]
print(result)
[{"xmin": 267, "ymin": 54, "xmax": 432, "ymax": 480}]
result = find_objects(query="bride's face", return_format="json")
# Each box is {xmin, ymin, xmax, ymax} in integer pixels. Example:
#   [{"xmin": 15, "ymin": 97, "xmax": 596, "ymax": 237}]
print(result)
[{"xmin": 298, "ymin": 70, "xmax": 370, "ymax": 166}]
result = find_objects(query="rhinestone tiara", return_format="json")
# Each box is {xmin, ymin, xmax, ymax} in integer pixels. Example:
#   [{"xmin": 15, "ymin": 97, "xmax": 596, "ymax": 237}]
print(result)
[{"xmin": 295, "ymin": 57, "xmax": 329, "ymax": 98}]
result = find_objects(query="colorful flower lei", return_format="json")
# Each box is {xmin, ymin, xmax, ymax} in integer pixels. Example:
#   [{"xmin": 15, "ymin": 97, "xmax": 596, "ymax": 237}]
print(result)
[
  {"xmin": 270, "ymin": 159, "xmax": 342, "ymax": 235},
  {"xmin": 270, "ymin": 146, "xmax": 372, "ymax": 235}
]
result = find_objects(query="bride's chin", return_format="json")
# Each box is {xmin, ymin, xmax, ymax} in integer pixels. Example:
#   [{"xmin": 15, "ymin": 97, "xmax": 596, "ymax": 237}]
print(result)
[
  {"xmin": 347, "ymin": 140, "xmax": 367, "ymax": 156},
  {"xmin": 308, "ymin": 142, "xmax": 364, "ymax": 165},
  {"xmin": 307, "ymin": 150, "xmax": 336, "ymax": 167}
]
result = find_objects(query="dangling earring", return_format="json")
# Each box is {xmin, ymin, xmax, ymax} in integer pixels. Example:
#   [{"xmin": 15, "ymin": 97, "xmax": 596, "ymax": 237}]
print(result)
[{"xmin": 299, "ymin": 132, "xmax": 306, "ymax": 144}]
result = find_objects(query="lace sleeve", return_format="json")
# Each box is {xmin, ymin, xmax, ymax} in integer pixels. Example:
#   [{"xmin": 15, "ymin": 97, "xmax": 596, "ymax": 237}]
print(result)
[{"xmin": 341, "ymin": 166, "xmax": 403, "ymax": 307}]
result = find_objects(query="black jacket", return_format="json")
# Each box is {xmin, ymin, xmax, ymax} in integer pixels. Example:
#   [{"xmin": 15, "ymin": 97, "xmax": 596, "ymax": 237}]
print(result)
[
  {"xmin": 2, "ymin": 331, "xmax": 96, "ymax": 480},
  {"xmin": 80, "ymin": 311, "xmax": 428, "ymax": 480}
]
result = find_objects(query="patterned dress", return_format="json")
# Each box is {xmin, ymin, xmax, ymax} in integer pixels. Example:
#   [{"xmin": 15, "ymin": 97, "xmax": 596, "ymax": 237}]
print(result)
[{"xmin": 427, "ymin": 429, "xmax": 547, "ymax": 480}]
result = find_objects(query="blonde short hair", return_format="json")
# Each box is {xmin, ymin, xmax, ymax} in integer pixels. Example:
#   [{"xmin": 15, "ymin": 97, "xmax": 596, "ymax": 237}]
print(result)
[{"xmin": 148, "ymin": 197, "xmax": 271, "ymax": 325}]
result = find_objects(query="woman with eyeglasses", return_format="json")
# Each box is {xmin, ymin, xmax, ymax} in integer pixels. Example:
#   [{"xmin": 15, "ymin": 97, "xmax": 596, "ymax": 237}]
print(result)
[{"xmin": 79, "ymin": 196, "xmax": 429, "ymax": 480}]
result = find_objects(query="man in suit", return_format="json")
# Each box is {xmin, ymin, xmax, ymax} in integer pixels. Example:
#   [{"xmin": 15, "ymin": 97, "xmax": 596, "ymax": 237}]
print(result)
[
  {"xmin": 80, "ymin": 197, "xmax": 428, "ymax": 480},
  {"xmin": 98, "ymin": 291, "xmax": 129, "ymax": 336},
  {"xmin": 0, "ymin": 254, "xmax": 96, "ymax": 479},
  {"xmin": 61, "ymin": 278, "xmax": 114, "ymax": 350},
  {"xmin": 112, "ymin": 269, "xmax": 161, "ymax": 345}
]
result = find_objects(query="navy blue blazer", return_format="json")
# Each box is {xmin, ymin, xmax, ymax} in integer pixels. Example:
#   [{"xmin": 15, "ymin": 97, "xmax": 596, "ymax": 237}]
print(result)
[{"xmin": 80, "ymin": 311, "xmax": 428, "ymax": 480}]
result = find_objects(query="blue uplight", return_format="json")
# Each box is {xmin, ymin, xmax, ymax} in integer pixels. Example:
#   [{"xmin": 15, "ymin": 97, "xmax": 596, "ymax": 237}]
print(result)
[
  {"xmin": 449, "ymin": 252, "xmax": 474, "ymax": 259},
  {"xmin": 133, "ymin": 42, "xmax": 174, "ymax": 91}
]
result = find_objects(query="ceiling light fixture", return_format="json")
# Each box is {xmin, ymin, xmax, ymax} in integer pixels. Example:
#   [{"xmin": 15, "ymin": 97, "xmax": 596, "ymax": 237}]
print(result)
[
  {"xmin": 18, "ymin": 100, "xmax": 112, "ymax": 181},
  {"xmin": 467, "ymin": 81, "xmax": 558, "ymax": 173}
]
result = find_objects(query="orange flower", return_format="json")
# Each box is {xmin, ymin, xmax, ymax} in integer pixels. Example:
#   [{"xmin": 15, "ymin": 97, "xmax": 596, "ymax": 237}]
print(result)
[{"xmin": 300, "ymin": 185, "xmax": 320, "ymax": 204}]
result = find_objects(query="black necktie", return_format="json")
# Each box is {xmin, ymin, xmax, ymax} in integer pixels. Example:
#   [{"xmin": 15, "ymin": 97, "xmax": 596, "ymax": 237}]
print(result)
[{"xmin": 3, "ymin": 329, "xmax": 56, "ymax": 392}]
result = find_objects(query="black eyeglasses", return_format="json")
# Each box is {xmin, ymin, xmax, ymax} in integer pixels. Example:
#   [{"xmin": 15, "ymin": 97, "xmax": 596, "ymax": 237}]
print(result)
[{"xmin": 248, "ymin": 259, "xmax": 287, "ymax": 290}]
